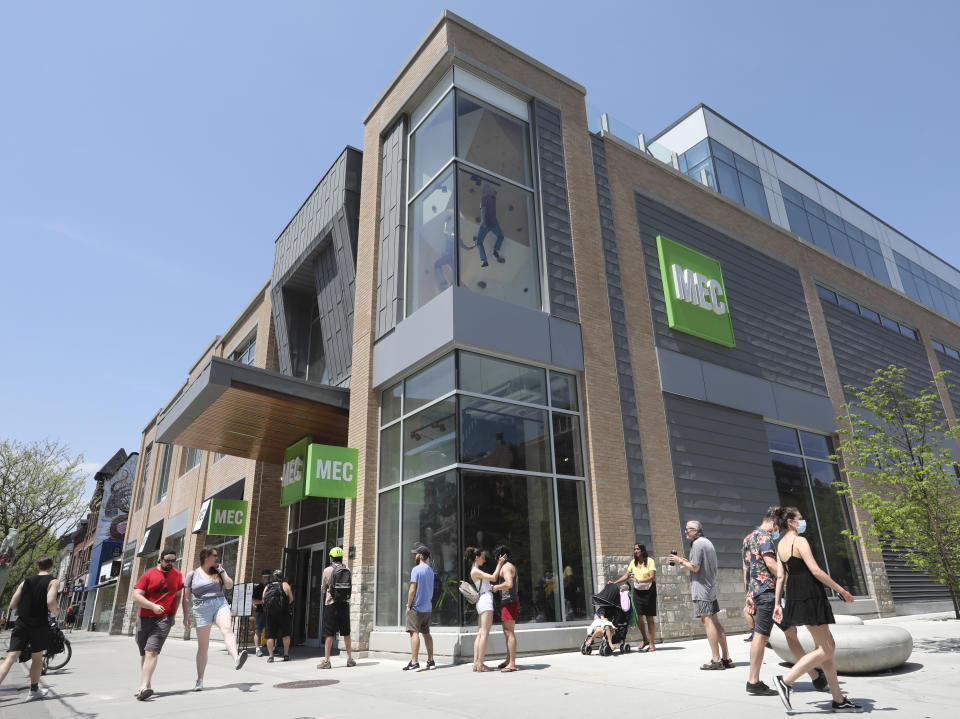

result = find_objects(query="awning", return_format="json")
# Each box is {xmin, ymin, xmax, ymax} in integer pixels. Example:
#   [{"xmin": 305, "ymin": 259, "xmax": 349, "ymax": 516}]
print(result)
[
  {"xmin": 192, "ymin": 479, "xmax": 246, "ymax": 534},
  {"xmin": 137, "ymin": 520, "xmax": 163, "ymax": 557},
  {"xmin": 155, "ymin": 357, "xmax": 349, "ymax": 465}
]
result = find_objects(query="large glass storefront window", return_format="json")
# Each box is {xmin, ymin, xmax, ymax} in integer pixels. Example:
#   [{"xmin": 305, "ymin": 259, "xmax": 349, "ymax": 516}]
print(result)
[
  {"xmin": 406, "ymin": 85, "xmax": 540, "ymax": 316},
  {"xmin": 765, "ymin": 423, "xmax": 867, "ymax": 596},
  {"xmin": 376, "ymin": 351, "xmax": 592, "ymax": 627}
]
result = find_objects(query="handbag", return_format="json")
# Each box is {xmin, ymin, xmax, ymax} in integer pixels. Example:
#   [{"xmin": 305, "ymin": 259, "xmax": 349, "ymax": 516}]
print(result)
[
  {"xmin": 632, "ymin": 579, "xmax": 652, "ymax": 591},
  {"xmin": 458, "ymin": 576, "xmax": 481, "ymax": 605}
]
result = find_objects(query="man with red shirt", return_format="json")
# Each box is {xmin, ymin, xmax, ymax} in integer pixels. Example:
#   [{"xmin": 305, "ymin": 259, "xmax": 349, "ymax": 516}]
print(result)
[{"xmin": 132, "ymin": 548, "xmax": 184, "ymax": 700}]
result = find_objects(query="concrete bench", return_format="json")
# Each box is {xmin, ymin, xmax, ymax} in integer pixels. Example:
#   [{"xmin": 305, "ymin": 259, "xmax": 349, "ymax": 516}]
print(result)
[{"xmin": 767, "ymin": 615, "xmax": 913, "ymax": 674}]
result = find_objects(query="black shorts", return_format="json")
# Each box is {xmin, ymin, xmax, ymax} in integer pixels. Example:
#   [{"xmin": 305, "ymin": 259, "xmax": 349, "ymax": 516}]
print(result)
[
  {"xmin": 632, "ymin": 583, "xmax": 658, "ymax": 617},
  {"xmin": 9, "ymin": 620, "xmax": 50, "ymax": 654},
  {"xmin": 321, "ymin": 602, "xmax": 351, "ymax": 639},
  {"xmin": 264, "ymin": 611, "xmax": 291, "ymax": 640},
  {"xmin": 752, "ymin": 591, "xmax": 788, "ymax": 637}
]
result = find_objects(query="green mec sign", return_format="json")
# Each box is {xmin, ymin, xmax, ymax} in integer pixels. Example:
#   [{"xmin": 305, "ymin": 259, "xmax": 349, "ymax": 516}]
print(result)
[
  {"xmin": 656, "ymin": 234, "xmax": 735, "ymax": 348},
  {"xmin": 207, "ymin": 499, "xmax": 248, "ymax": 536},
  {"xmin": 281, "ymin": 438, "xmax": 358, "ymax": 505}
]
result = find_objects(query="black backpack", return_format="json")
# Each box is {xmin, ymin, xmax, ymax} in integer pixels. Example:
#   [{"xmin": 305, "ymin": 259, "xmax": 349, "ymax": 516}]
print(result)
[
  {"xmin": 330, "ymin": 564, "xmax": 351, "ymax": 603},
  {"xmin": 263, "ymin": 581, "xmax": 286, "ymax": 613}
]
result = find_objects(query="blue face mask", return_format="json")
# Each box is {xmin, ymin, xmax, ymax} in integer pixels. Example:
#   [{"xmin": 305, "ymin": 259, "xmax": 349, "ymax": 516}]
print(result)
[
  {"xmin": 772, "ymin": 530, "xmax": 781, "ymax": 541},
  {"xmin": 796, "ymin": 520, "xmax": 807, "ymax": 534}
]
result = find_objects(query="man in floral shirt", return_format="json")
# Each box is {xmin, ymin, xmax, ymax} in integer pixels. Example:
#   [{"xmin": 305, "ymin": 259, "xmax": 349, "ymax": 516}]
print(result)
[{"xmin": 741, "ymin": 508, "xmax": 828, "ymax": 697}]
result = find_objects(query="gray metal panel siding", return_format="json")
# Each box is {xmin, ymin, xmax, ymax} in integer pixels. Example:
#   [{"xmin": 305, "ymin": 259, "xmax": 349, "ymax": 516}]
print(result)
[
  {"xmin": 591, "ymin": 136, "xmax": 650, "ymax": 548},
  {"xmin": 271, "ymin": 287, "xmax": 292, "ymax": 376},
  {"xmin": 821, "ymin": 301, "xmax": 933, "ymax": 400},
  {"xmin": 881, "ymin": 546, "xmax": 953, "ymax": 603},
  {"xmin": 663, "ymin": 393, "xmax": 781, "ymax": 569},
  {"xmin": 934, "ymin": 351, "xmax": 960, "ymax": 414},
  {"xmin": 636, "ymin": 193, "xmax": 827, "ymax": 397},
  {"xmin": 313, "ymin": 220, "xmax": 355, "ymax": 386},
  {"xmin": 534, "ymin": 100, "xmax": 578, "ymax": 322},
  {"xmin": 376, "ymin": 118, "xmax": 408, "ymax": 338}
]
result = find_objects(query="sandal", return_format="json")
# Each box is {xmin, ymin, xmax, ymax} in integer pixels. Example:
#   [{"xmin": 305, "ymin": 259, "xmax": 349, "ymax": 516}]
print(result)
[
  {"xmin": 721, "ymin": 658, "xmax": 735, "ymax": 669},
  {"xmin": 500, "ymin": 666, "xmax": 518, "ymax": 673},
  {"xmin": 477, "ymin": 665, "xmax": 492, "ymax": 672},
  {"xmin": 346, "ymin": 659, "xmax": 357, "ymax": 667},
  {"xmin": 700, "ymin": 660, "xmax": 725, "ymax": 670},
  {"xmin": 136, "ymin": 688, "xmax": 154, "ymax": 701}
]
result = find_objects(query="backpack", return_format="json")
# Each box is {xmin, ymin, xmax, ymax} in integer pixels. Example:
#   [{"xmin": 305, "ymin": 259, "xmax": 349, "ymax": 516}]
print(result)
[
  {"xmin": 263, "ymin": 581, "xmax": 286, "ymax": 614},
  {"xmin": 330, "ymin": 564, "xmax": 352, "ymax": 603},
  {"xmin": 458, "ymin": 578, "xmax": 480, "ymax": 605}
]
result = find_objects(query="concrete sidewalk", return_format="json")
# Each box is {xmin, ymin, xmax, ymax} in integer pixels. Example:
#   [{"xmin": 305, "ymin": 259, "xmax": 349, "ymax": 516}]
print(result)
[{"xmin": 1, "ymin": 612, "xmax": 957, "ymax": 718}]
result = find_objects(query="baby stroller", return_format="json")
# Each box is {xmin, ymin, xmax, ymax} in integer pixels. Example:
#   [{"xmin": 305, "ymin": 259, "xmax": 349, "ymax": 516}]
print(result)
[{"xmin": 581, "ymin": 583, "xmax": 633, "ymax": 656}]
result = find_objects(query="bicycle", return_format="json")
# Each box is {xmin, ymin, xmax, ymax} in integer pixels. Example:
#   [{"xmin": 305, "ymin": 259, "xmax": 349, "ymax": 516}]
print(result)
[{"xmin": 41, "ymin": 617, "xmax": 72, "ymax": 674}]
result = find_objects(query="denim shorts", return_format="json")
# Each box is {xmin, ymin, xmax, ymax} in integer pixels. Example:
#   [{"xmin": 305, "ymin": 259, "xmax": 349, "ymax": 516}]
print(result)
[{"xmin": 192, "ymin": 597, "xmax": 230, "ymax": 628}]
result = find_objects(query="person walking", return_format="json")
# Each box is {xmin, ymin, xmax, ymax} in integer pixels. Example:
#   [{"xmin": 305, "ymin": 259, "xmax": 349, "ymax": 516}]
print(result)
[
  {"xmin": 131, "ymin": 548, "xmax": 184, "ymax": 700},
  {"xmin": 317, "ymin": 547, "xmax": 355, "ymax": 669},
  {"xmin": 742, "ymin": 508, "xmax": 829, "ymax": 696},
  {"xmin": 0, "ymin": 555, "xmax": 60, "ymax": 700},
  {"xmin": 491, "ymin": 544, "xmax": 519, "ymax": 672},
  {"xmin": 612, "ymin": 542, "xmax": 657, "ymax": 652},
  {"xmin": 672, "ymin": 520, "xmax": 732, "ymax": 670},
  {"xmin": 403, "ymin": 545, "xmax": 435, "ymax": 672},
  {"xmin": 772, "ymin": 507, "xmax": 863, "ymax": 713},
  {"xmin": 251, "ymin": 569, "xmax": 271, "ymax": 657},
  {"xmin": 183, "ymin": 546, "xmax": 247, "ymax": 691},
  {"xmin": 262, "ymin": 570, "xmax": 294, "ymax": 662},
  {"xmin": 464, "ymin": 547, "xmax": 504, "ymax": 671}
]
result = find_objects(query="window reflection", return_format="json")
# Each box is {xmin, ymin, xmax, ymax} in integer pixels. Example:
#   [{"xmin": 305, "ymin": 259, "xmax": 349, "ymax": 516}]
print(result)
[
  {"xmin": 459, "ymin": 351, "xmax": 546, "ymax": 405},
  {"xmin": 405, "ymin": 354, "xmax": 456, "ymax": 413},
  {"xmin": 410, "ymin": 92, "xmax": 454, "ymax": 193},
  {"xmin": 456, "ymin": 93, "xmax": 531, "ymax": 186},
  {"xmin": 403, "ymin": 399, "xmax": 456, "ymax": 480},
  {"xmin": 376, "ymin": 489, "xmax": 400, "ymax": 626},
  {"xmin": 557, "ymin": 479, "xmax": 593, "ymax": 620},
  {"xmin": 406, "ymin": 167, "xmax": 456, "ymax": 314},
  {"xmin": 459, "ymin": 396, "xmax": 549, "ymax": 473},
  {"xmin": 552, "ymin": 413, "xmax": 584, "ymax": 476}
]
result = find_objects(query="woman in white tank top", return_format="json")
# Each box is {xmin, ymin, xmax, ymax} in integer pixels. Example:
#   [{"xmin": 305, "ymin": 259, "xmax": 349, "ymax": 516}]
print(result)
[{"xmin": 465, "ymin": 547, "xmax": 504, "ymax": 672}]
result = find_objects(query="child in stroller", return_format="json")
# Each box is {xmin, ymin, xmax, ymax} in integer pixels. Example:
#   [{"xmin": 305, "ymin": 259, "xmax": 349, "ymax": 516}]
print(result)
[{"xmin": 580, "ymin": 583, "xmax": 633, "ymax": 656}]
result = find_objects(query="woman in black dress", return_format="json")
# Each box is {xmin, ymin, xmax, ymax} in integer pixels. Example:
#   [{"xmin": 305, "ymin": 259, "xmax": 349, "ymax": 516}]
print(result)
[{"xmin": 771, "ymin": 507, "xmax": 862, "ymax": 713}]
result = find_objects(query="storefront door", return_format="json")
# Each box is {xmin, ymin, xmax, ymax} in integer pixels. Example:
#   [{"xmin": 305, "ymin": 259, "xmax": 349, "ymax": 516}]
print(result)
[{"xmin": 303, "ymin": 543, "xmax": 326, "ymax": 647}]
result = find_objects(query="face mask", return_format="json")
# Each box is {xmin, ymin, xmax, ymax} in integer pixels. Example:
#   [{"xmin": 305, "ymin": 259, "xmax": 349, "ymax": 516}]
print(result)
[
  {"xmin": 796, "ymin": 520, "xmax": 807, "ymax": 534},
  {"xmin": 772, "ymin": 530, "xmax": 781, "ymax": 541}
]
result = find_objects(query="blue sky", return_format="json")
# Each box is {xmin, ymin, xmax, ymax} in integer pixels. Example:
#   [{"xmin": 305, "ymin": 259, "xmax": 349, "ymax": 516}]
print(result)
[{"xmin": 1, "ymin": 2, "xmax": 957, "ymax": 501}]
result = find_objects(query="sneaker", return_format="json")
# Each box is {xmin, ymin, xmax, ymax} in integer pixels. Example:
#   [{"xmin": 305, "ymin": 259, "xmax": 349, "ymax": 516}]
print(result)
[
  {"xmin": 27, "ymin": 688, "xmax": 49, "ymax": 701},
  {"xmin": 346, "ymin": 658, "xmax": 357, "ymax": 667},
  {"xmin": 194, "ymin": 679, "xmax": 203, "ymax": 692},
  {"xmin": 256, "ymin": 647, "xmax": 263, "ymax": 657},
  {"xmin": 493, "ymin": 250, "xmax": 505, "ymax": 263},
  {"xmin": 235, "ymin": 649, "xmax": 248, "ymax": 670},
  {"xmin": 773, "ymin": 675, "xmax": 792, "ymax": 711},
  {"xmin": 425, "ymin": 659, "xmax": 436, "ymax": 670},
  {"xmin": 317, "ymin": 660, "xmax": 332, "ymax": 670},
  {"xmin": 746, "ymin": 680, "xmax": 778, "ymax": 696},
  {"xmin": 283, "ymin": 655, "xmax": 291, "ymax": 662},
  {"xmin": 743, "ymin": 632, "xmax": 754, "ymax": 642},
  {"xmin": 480, "ymin": 260, "xmax": 489, "ymax": 268},
  {"xmin": 831, "ymin": 697, "xmax": 862, "ymax": 713},
  {"xmin": 402, "ymin": 661, "xmax": 420, "ymax": 671},
  {"xmin": 813, "ymin": 668, "xmax": 829, "ymax": 692}
]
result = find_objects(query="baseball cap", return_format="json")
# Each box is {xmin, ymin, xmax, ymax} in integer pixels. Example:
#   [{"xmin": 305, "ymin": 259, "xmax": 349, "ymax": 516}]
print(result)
[{"xmin": 411, "ymin": 544, "xmax": 431, "ymax": 559}]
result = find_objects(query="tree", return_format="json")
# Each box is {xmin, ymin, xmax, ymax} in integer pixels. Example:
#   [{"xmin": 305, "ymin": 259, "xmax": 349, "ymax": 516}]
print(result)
[
  {"xmin": 0, "ymin": 439, "xmax": 87, "ymax": 607},
  {"xmin": 834, "ymin": 365, "xmax": 960, "ymax": 619}
]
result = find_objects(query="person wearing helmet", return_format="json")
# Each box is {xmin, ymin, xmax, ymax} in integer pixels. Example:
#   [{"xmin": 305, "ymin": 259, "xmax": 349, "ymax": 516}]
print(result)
[{"xmin": 317, "ymin": 547, "xmax": 355, "ymax": 669}]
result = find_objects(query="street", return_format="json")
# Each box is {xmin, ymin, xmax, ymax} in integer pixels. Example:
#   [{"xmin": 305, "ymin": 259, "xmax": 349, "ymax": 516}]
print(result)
[{"xmin": 1, "ymin": 612, "xmax": 958, "ymax": 718}]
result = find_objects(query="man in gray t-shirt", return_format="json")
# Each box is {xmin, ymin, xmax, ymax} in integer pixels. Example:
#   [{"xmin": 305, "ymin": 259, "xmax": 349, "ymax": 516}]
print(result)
[{"xmin": 673, "ymin": 520, "xmax": 731, "ymax": 670}]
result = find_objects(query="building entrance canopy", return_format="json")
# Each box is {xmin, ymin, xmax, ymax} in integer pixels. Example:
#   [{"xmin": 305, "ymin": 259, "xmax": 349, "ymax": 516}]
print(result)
[{"xmin": 156, "ymin": 357, "xmax": 350, "ymax": 465}]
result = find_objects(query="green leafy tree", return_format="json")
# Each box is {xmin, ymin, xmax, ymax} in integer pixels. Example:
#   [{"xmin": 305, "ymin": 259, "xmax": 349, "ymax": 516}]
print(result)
[
  {"xmin": 834, "ymin": 365, "xmax": 960, "ymax": 619},
  {"xmin": 0, "ymin": 439, "xmax": 87, "ymax": 606}
]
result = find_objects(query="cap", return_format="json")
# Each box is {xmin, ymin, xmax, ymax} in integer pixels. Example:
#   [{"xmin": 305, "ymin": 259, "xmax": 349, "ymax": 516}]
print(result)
[
  {"xmin": 411, "ymin": 544, "xmax": 431, "ymax": 559},
  {"xmin": 329, "ymin": 547, "xmax": 344, "ymax": 559}
]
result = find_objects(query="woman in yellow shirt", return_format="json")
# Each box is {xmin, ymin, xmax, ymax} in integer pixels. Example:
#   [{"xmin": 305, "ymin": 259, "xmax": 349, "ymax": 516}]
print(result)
[{"xmin": 613, "ymin": 543, "xmax": 657, "ymax": 651}]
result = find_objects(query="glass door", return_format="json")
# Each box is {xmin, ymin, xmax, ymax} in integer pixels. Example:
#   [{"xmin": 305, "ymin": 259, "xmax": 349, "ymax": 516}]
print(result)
[{"xmin": 303, "ymin": 543, "xmax": 326, "ymax": 647}]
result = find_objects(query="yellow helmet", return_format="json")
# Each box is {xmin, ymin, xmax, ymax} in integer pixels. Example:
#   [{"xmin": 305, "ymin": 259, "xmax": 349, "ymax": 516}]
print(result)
[{"xmin": 329, "ymin": 547, "xmax": 344, "ymax": 558}]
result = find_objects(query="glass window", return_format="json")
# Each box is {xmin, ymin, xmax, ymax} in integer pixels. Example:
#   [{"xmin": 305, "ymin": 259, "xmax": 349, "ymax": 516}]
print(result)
[
  {"xmin": 376, "ymin": 488, "xmax": 400, "ymax": 625},
  {"xmin": 850, "ymin": 239, "xmax": 872, "ymax": 275},
  {"xmin": 406, "ymin": 166, "xmax": 456, "ymax": 315},
  {"xmin": 456, "ymin": 167, "xmax": 540, "ymax": 311},
  {"xmin": 824, "ymin": 208, "xmax": 845, "ymax": 230},
  {"xmin": 947, "ymin": 347, "xmax": 960, "ymax": 361},
  {"xmin": 306, "ymin": 316, "xmax": 328, "ymax": 383},
  {"xmin": 802, "ymin": 195, "xmax": 825, "ymax": 219},
  {"xmin": 382, "ymin": 383, "xmax": 402, "ymax": 425},
  {"xmin": 552, "ymin": 413, "xmax": 584, "ymax": 476},
  {"xmin": 459, "ymin": 352, "xmax": 547, "ymax": 405},
  {"xmin": 783, "ymin": 199, "xmax": 811, "ymax": 243},
  {"xmin": 837, "ymin": 295, "xmax": 860, "ymax": 314},
  {"xmin": 715, "ymin": 159, "xmax": 743, "ymax": 204},
  {"xmin": 549, "ymin": 372, "xmax": 579, "ymax": 411},
  {"xmin": 765, "ymin": 423, "xmax": 800, "ymax": 454},
  {"xmin": 136, "ymin": 445, "xmax": 152, "ymax": 511},
  {"xmin": 403, "ymin": 399, "xmax": 457, "ymax": 480},
  {"xmin": 829, "ymin": 227, "xmax": 854, "ymax": 265},
  {"xmin": 805, "ymin": 460, "xmax": 867, "ymax": 595},
  {"xmin": 779, "ymin": 181, "xmax": 803, "ymax": 206},
  {"xmin": 861, "ymin": 232, "xmax": 881, "ymax": 252},
  {"xmin": 154, "ymin": 445, "xmax": 172, "ymax": 504},
  {"xmin": 897, "ymin": 269, "xmax": 919, "ymax": 299},
  {"xmin": 683, "ymin": 138, "xmax": 710, "ymax": 168},
  {"xmin": 868, "ymin": 250, "xmax": 890, "ymax": 284},
  {"xmin": 710, "ymin": 139, "xmax": 735, "ymax": 166},
  {"xmin": 686, "ymin": 158, "xmax": 716, "ymax": 190},
  {"xmin": 379, "ymin": 424, "xmax": 402, "ymax": 488},
  {"xmin": 405, "ymin": 354, "xmax": 455, "ymax": 413},
  {"xmin": 807, "ymin": 215, "xmax": 832, "ymax": 253},
  {"xmin": 734, "ymin": 153, "xmax": 762, "ymax": 182},
  {"xmin": 557, "ymin": 479, "xmax": 593, "ymax": 621},
  {"xmin": 456, "ymin": 93, "xmax": 531, "ymax": 186},
  {"xmin": 410, "ymin": 91, "xmax": 454, "ymax": 194},
  {"xmin": 799, "ymin": 431, "xmax": 833, "ymax": 460},
  {"xmin": 400, "ymin": 471, "xmax": 459, "ymax": 626},
  {"xmin": 769, "ymin": 453, "xmax": 828, "ymax": 569},
  {"xmin": 932, "ymin": 341, "xmax": 946, "ymax": 354},
  {"xmin": 880, "ymin": 315, "xmax": 900, "ymax": 332},
  {"xmin": 739, "ymin": 174, "xmax": 770, "ymax": 219},
  {"xmin": 816, "ymin": 286, "xmax": 837, "ymax": 304},
  {"xmin": 859, "ymin": 306, "xmax": 880, "ymax": 323},
  {"xmin": 181, "ymin": 447, "xmax": 202, "ymax": 475},
  {"xmin": 899, "ymin": 324, "xmax": 918, "ymax": 341},
  {"xmin": 298, "ymin": 496, "xmax": 329, "ymax": 527},
  {"xmin": 461, "ymin": 471, "xmax": 560, "ymax": 624},
  {"xmin": 459, "ymin": 396, "xmax": 550, "ymax": 473}
]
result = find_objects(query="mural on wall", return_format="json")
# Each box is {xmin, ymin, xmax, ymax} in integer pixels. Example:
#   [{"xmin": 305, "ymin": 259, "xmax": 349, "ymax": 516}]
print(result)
[{"xmin": 95, "ymin": 453, "xmax": 137, "ymax": 544}]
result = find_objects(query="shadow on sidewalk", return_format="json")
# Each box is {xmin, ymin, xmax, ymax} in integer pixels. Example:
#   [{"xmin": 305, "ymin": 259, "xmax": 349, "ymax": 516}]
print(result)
[{"xmin": 153, "ymin": 681, "xmax": 262, "ymax": 698}]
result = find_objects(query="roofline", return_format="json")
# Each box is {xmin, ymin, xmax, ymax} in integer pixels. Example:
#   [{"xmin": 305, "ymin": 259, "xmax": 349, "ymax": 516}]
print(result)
[
  {"xmin": 650, "ymin": 102, "xmax": 960, "ymax": 279},
  {"xmin": 187, "ymin": 335, "xmax": 222, "ymax": 376},
  {"xmin": 217, "ymin": 277, "xmax": 271, "ymax": 351},
  {"xmin": 273, "ymin": 146, "xmax": 362, "ymax": 245},
  {"xmin": 363, "ymin": 10, "xmax": 584, "ymax": 125}
]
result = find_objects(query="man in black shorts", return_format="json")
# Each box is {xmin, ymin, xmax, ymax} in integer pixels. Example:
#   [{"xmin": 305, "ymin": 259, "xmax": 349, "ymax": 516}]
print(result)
[
  {"xmin": 317, "ymin": 547, "xmax": 355, "ymax": 669},
  {"xmin": 742, "ymin": 508, "xmax": 828, "ymax": 696},
  {"xmin": 0, "ymin": 555, "xmax": 60, "ymax": 700},
  {"xmin": 263, "ymin": 570, "xmax": 294, "ymax": 661}
]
